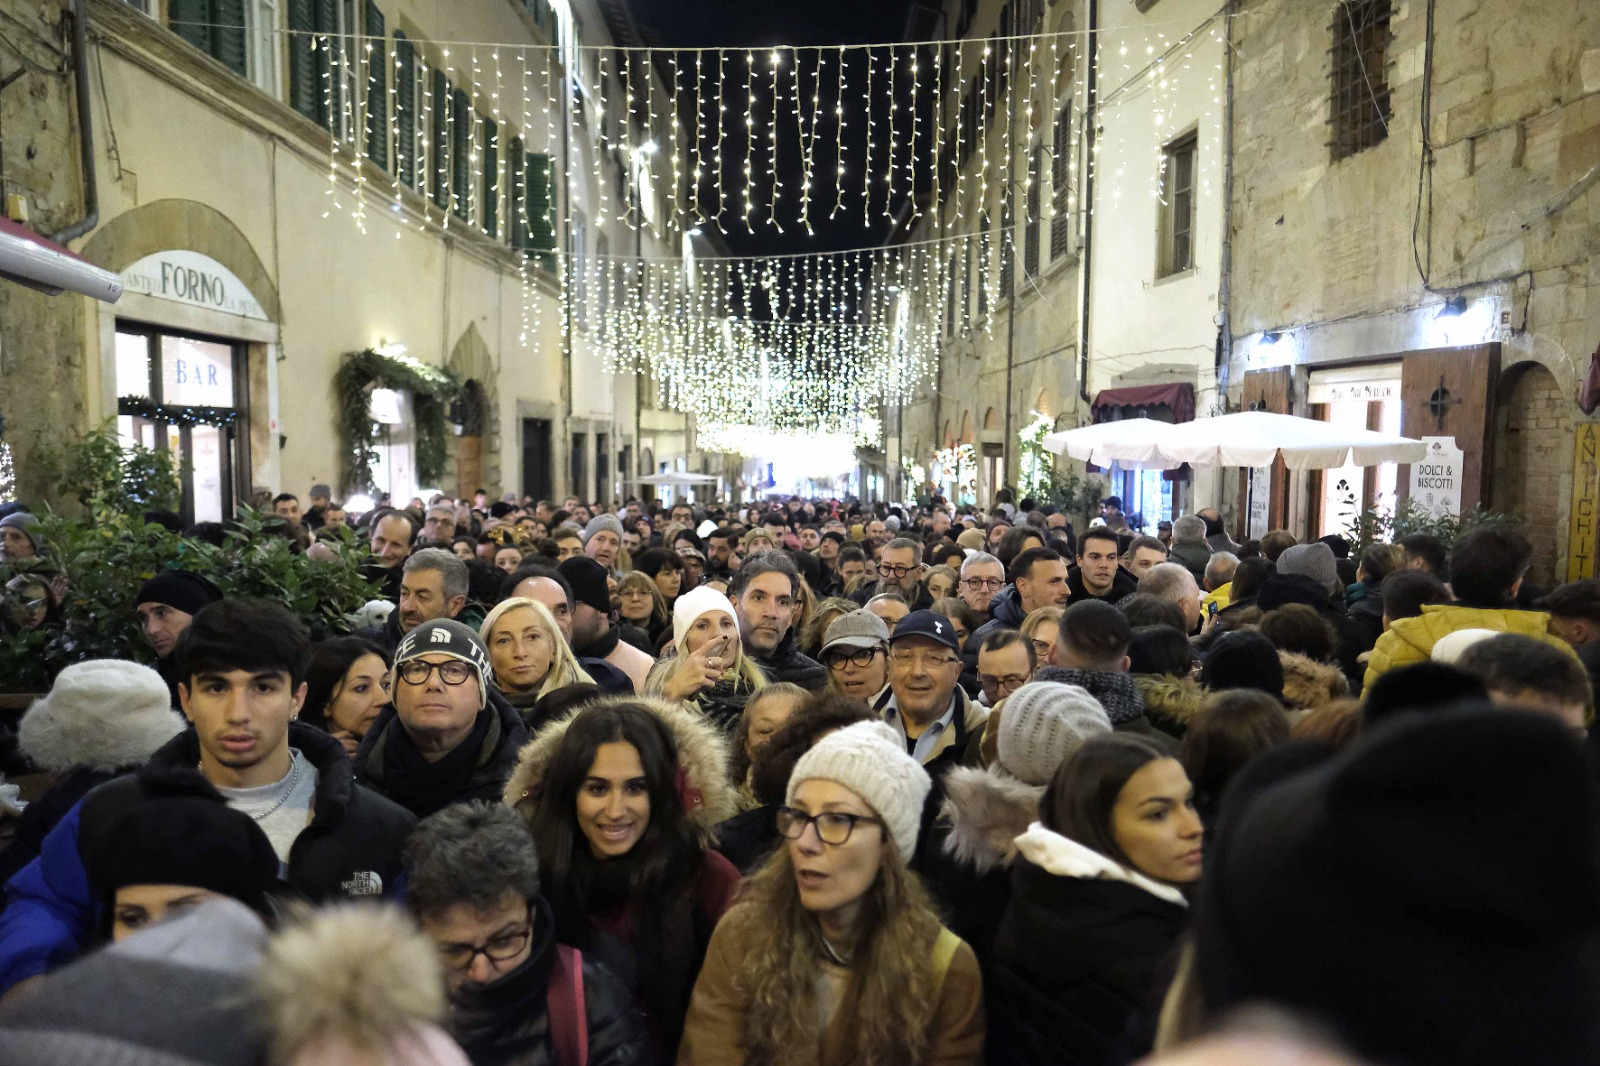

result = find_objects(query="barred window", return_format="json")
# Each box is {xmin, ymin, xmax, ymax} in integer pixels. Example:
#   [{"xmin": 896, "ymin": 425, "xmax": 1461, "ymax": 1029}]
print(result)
[{"xmin": 1328, "ymin": 0, "xmax": 1392, "ymax": 161}]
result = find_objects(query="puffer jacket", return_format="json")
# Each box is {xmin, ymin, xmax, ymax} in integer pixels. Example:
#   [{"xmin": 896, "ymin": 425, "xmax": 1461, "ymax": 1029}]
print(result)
[
  {"xmin": 1362, "ymin": 603, "xmax": 1575, "ymax": 690},
  {"xmin": 919, "ymin": 765, "xmax": 1042, "ymax": 962},
  {"xmin": 1280, "ymin": 652, "xmax": 1350, "ymax": 711},
  {"xmin": 751, "ymin": 629, "xmax": 828, "ymax": 692},
  {"xmin": 449, "ymin": 896, "xmax": 652, "ymax": 1066},
  {"xmin": 963, "ymin": 585, "xmax": 1028, "ymax": 687},
  {"xmin": 988, "ymin": 824, "xmax": 1188, "ymax": 1066},
  {"xmin": 1132, "ymin": 674, "xmax": 1206, "ymax": 739}
]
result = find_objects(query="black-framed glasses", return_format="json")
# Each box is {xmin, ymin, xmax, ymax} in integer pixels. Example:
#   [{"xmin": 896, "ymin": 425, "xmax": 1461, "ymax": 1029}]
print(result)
[
  {"xmin": 877, "ymin": 563, "xmax": 922, "ymax": 578},
  {"xmin": 825, "ymin": 646, "xmax": 883, "ymax": 670},
  {"xmin": 980, "ymin": 673, "xmax": 1030, "ymax": 695},
  {"xmin": 776, "ymin": 806, "xmax": 882, "ymax": 846},
  {"xmin": 436, "ymin": 908, "xmax": 534, "ymax": 972},
  {"xmin": 398, "ymin": 660, "xmax": 475, "ymax": 686},
  {"xmin": 962, "ymin": 577, "xmax": 1003, "ymax": 591}
]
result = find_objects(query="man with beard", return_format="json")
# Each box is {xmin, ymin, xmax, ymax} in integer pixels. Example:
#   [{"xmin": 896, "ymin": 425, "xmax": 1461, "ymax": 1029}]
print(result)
[
  {"xmin": 356, "ymin": 549, "xmax": 469, "ymax": 656},
  {"xmin": 135, "ymin": 570, "xmax": 224, "ymax": 708},
  {"xmin": 728, "ymin": 553, "xmax": 827, "ymax": 691}
]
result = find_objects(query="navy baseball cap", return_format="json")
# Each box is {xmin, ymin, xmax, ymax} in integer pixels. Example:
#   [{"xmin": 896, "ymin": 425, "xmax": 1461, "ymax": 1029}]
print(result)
[{"xmin": 890, "ymin": 610, "xmax": 962, "ymax": 653}]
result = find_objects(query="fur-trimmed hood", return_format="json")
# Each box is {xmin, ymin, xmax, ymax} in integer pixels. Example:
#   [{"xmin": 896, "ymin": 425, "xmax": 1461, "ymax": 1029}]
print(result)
[
  {"xmin": 503, "ymin": 693, "xmax": 739, "ymax": 843},
  {"xmin": 1279, "ymin": 652, "xmax": 1350, "ymax": 711},
  {"xmin": 939, "ymin": 765, "xmax": 1043, "ymax": 874},
  {"xmin": 1133, "ymin": 674, "xmax": 1206, "ymax": 737},
  {"xmin": 19, "ymin": 675, "xmax": 185, "ymax": 774}
]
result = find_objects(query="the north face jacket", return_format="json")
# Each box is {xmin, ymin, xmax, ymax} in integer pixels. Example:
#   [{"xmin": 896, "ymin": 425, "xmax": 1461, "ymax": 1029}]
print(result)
[{"xmin": 0, "ymin": 723, "xmax": 414, "ymax": 993}]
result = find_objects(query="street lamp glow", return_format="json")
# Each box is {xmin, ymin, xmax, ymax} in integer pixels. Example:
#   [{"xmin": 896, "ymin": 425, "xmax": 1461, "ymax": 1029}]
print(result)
[{"xmin": 634, "ymin": 140, "xmax": 659, "ymax": 158}]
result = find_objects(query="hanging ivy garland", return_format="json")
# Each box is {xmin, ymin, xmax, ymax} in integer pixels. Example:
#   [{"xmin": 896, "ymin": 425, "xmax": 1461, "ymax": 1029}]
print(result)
[
  {"xmin": 117, "ymin": 396, "xmax": 243, "ymax": 428},
  {"xmin": 334, "ymin": 349, "xmax": 462, "ymax": 492}
]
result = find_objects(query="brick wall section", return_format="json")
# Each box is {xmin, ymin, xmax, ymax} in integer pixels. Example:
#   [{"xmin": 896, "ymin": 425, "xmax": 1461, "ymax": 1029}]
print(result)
[{"xmin": 1493, "ymin": 365, "xmax": 1570, "ymax": 588}]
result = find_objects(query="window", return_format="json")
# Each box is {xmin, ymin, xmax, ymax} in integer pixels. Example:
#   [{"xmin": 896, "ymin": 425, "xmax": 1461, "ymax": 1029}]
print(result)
[
  {"xmin": 395, "ymin": 31, "xmax": 419, "ymax": 189},
  {"xmin": 429, "ymin": 67, "xmax": 449, "ymax": 207},
  {"xmin": 482, "ymin": 118, "xmax": 499, "ymax": 237},
  {"xmin": 977, "ymin": 214, "xmax": 989, "ymax": 317},
  {"xmin": 999, "ymin": 199, "xmax": 1014, "ymax": 300},
  {"xmin": 362, "ymin": 1, "xmax": 385, "ymax": 169},
  {"xmin": 450, "ymin": 89, "xmax": 472, "ymax": 221},
  {"xmin": 286, "ymin": 0, "xmax": 358, "ymax": 135},
  {"xmin": 945, "ymin": 253, "xmax": 957, "ymax": 338},
  {"xmin": 1051, "ymin": 100, "xmax": 1073, "ymax": 260},
  {"xmin": 1024, "ymin": 145, "xmax": 1041, "ymax": 278},
  {"xmin": 525, "ymin": 152, "xmax": 558, "ymax": 272},
  {"xmin": 1328, "ymin": 0, "xmax": 1392, "ymax": 161},
  {"xmin": 1157, "ymin": 131, "xmax": 1197, "ymax": 277},
  {"xmin": 169, "ymin": 0, "xmax": 248, "ymax": 78}
]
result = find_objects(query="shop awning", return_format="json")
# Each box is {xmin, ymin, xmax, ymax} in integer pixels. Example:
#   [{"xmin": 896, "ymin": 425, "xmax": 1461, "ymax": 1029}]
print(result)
[{"xmin": 1090, "ymin": 382, "xmax": 1195, "ymax": 424}]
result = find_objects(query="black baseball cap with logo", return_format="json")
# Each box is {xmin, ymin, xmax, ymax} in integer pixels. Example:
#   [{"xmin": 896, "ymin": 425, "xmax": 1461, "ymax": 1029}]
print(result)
[{"xmin": 889, "ymin": 610, "xmax": 962, "ymax": 653}]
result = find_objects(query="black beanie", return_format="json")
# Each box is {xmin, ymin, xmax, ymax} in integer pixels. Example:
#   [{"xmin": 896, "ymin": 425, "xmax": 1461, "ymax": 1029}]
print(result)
[
  {"xmin": 80, "ymin": 767, "xmax": 281, "ymax": 912},
  {"xmin": 1201, "ymin": 630, "xmax": 1285, "ymax": 699},
  {"xmin": 135, "ymin": 570, "xmax": 224, "ymax": 616},
  {"xmin": 558, "ymin": 556, "xmax": 612, "ymax": 614},
  {"xmin": 1197, "ymin": 708, "xmax": 1600, "ymax": 1066}
]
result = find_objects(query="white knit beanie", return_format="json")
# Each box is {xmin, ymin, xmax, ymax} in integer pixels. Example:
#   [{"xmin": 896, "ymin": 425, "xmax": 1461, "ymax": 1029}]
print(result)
[
  {"xmin": 998, "ymin": 681, "xmax": 1114, "ymax": 786},
  {"xmin": 672, "ymin": 584, "xmax": 739, "ymax": 648},
  {"xmin": 787, "ymin": 721, "xmax": 931, "ymax": 862},
  {"xmin": 20, "ymin": 659, "xmax": 183, "ymax": 773}
]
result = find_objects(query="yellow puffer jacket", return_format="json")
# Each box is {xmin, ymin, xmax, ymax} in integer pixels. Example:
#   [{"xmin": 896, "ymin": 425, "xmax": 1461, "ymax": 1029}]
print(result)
[{"xmin": 1362, "ymin": 604, "xmax": 1572, "ymax": 690}]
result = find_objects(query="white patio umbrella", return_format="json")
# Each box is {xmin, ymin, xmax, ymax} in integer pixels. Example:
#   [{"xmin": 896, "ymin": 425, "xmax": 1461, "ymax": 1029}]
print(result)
[
  {"xmin": 1160, "ymin": 411, "xmax": 1426, "ymax": 470},
  {"xmin": 1040, "ymin": 417, "xmax": 1177, "ymax": 468},
  {"xmin": 626, "ymin": 472, "xmax": 719, "ymax": 485}
]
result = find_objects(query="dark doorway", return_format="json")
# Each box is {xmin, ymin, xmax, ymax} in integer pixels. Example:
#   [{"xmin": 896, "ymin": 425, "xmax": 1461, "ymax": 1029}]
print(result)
[
  {"xmin": 521, "ymin": 418, "xmax": 552, "ymax": 502},
  {"xmin": 571, "ymin": 432, "xmax": 588, "ymax": 501}
]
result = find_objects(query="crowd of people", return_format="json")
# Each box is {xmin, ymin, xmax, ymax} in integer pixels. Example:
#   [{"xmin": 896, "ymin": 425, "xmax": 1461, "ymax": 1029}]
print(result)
[{"xmin": 1, "ymin": 485, "xmax": 1599, "ymax": 1066}]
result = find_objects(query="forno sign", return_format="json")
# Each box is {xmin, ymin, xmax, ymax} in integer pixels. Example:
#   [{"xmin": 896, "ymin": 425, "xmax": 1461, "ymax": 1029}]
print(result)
[{"xmin": 121, "ymin": 250, "xmax": 268, "ymax": 321}]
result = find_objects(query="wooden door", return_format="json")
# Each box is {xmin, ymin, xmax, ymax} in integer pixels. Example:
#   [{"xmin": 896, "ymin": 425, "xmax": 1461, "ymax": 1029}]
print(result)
[
  {"xmin": 455, "ymin": 435, "xmax": 482, "ymax": 500},
  {"xmin": 1398, "ymin": 345, "xmax": 1499, "ymax": 512},
  {"xmin": 1238, "ymin": 367, "xmax": 1293, "ymax": 532}
]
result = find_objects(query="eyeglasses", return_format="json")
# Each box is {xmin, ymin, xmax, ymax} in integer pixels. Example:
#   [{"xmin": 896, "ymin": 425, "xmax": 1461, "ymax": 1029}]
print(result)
[
  {"xmin": 888, "ymin": 650, "xmax": 961, "ymax": 670},
  {"xmin": 962, "ymin": 577, "xmax": 1003, "ymax": 591},
  {"xmin": 877, "ymin": 563, "xmax": 922, "ymax": 578},
  {"xmin": 776, "ymin": 806, "xmax": 882, "ymax": 846},
  {"xmin": 398, "ymin": 660, "xmax": 475, "ymax": 686},
  {"xmin": 825, "ymin": 646, "xmax": 883, "ymax": 670},
  {"xmin": 980, "ymin": 673, "xmax": 1030, "ymax": 695},
  {"xmin": 437, "ymin": 910, "xmax": 534, "ymax": 972},
  {"xmin": 1030, "ymin": 639, "xmax": 1053, "ymax": 660}
]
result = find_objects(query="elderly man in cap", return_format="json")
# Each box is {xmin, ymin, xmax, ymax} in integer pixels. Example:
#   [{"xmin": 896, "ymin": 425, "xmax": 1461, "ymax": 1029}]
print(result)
[
  {"xmin": 879, "ymin": 610, "xmax": 987, "ymax": 782},
  {"xmin": 135, "ymin": 570, "xmax": 225, "ymax": 708},
  {"xmin": 557, "ymin": 556, "xmax": 653, "ymax": 691},
  {"xmin": 819, "ymin": 609, "xmax": 891, "ymax": 702},
  {"xmin": 354, "ymin": 618, "xmax": 530, "ymax": 819},
  {"xmin": 582, "ymin": 514, "xmax": 625, "ymax": 571}
]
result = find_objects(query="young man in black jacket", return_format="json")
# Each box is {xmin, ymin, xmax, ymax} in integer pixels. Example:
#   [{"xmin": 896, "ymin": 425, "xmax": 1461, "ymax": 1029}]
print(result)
[{"xmin": 0, "ymin": 599, "xmax": 415, "ymax": 996}]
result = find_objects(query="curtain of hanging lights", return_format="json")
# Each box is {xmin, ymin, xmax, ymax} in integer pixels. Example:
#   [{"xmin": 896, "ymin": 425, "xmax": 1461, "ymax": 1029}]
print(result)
[{"xmin": 301, "ymin": 16, "xmax": 1228, "ymax": 454}]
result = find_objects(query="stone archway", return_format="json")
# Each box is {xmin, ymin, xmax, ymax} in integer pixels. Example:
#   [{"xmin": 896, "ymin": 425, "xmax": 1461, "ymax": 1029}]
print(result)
[
  {"xmin": 446, "ymin": 324, "xmax": 502, "ymax": 498},
  {"xmin": 1492, "ymin": 361, "xmax": 1570, "ymax": 588}
]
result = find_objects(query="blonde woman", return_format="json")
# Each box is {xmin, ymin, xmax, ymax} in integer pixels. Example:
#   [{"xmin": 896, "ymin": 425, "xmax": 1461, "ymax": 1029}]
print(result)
[
  {"xmin": 679, "ymin": 721, "xmax": 986, "ymax": 1065},
  {"xmin": 1020, "ymin": 605, "xmax": 1067, "ymax": 666},
  {"xmin": 646, "ymin": 585, "xmax": 769, "ymax": 733},
  {"xmin": 618, "ymin": 569, "xmax": 672, "ymax": 648},
  {"xmin": 479, "ymin": 597, "xmax": 594, "ymax": 725}
]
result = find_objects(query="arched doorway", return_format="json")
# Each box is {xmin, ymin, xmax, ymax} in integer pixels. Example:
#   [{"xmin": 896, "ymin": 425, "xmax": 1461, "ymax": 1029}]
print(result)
[
  {"xmin": 1492, "ymin": 361, "xmax": 1570, "ymax": 587},
  {"xmin": 446, "ymin": 325, "xmax": 502, "ymax": 499}
]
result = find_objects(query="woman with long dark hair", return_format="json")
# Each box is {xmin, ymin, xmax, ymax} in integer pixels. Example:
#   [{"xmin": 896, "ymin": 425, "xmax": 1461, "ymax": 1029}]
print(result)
[
  {"xmin": 988, "ymin": 733, "xmax": 1202, "ymax": 1066},
  {"xmin": 300, "ymin": 636, "xmax": 392, "ymax": 756},
  {"xmin": 504, "ymin": 695, "xmax": 741, "ymax": 1060}
]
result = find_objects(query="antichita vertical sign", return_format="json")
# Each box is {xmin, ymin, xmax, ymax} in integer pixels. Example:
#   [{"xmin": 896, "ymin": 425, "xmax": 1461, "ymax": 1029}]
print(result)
[{"xmin": 1568, "ymin": 422, "xmax": 1600, "ymax": 581}]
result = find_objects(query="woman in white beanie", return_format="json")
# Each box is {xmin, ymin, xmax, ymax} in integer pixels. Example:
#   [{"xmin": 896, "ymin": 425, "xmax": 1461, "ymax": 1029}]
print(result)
[
  {"xmin": 678, "ymin": 720, "xmax": 986, "ymax": 1066},
  {"xmin": 644, "ymin": 585, "xmax": 769, "ymax": 733}
]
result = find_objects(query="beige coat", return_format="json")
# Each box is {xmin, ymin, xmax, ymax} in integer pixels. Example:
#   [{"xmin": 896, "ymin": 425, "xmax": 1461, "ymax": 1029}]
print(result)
[{"xmin": 677, "ymin": 905, "xmax": 986, "ymax": 1066}]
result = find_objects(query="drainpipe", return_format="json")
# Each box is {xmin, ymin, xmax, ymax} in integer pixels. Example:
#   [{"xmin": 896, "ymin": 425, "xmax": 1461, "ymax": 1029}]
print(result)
[
  {"xmin": 1217, "ymin": 0, "xmax": 1238, "ymax": 513},
  {"xmin": 1074, "ymin": 0, "xmax": 1099, "ymax": 408},
  {"xmin": 47, "ymin": 0, "xmax": 98, "ymax": 245},
  {"xmin": 1001, "ymin": 41, "xmax": 1019, "ymax": 496}
]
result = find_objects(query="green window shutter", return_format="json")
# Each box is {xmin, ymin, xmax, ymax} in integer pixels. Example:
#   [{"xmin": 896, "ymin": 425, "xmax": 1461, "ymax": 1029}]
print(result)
[
  {"xmin": 287, "ymin": 0, "xmax": 318, "ymax": 120},
  {"xmin": 526, "ymin": 152, "xmax": 556, "ymax": 272},
  {"xmin": 450, "ymin": 89, "xmax": 471, "ymax": 221},
  {"xmin": 364, "ymin": 2, "xmax": 388, "ymax": 169},
  {"xmin": 429, "ymin": 68, "xmax": 448, "ymax": 206},
  {"xmin": 212, "ymin": 0, "xmax": 248, "ymax": 77},
  {"xmin": 169, "ymin": 0, "xmax": 209, "ymax": 54},
  {"xmin": 482, "ymin": 118, "xmax": 499, "ymax": 237},
  {"xmin": 508, "ymin": 137, "xmax": 527, "ymax": 249},
  {"xmin": 316, "ymin": 0, "xmax": 338, "ymax": 131},
  {"xmin": 394, "ymin": 32, "xmax": 415, "ymax": 187}
]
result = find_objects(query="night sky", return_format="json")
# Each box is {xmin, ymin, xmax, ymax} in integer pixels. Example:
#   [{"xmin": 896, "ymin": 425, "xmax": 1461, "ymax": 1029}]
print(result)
[{"xmin": 626, "ymin": 0, "xmax": 920, "ymax": 258}]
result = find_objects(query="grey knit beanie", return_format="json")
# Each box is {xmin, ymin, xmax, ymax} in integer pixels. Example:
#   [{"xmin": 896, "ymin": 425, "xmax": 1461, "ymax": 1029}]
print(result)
[
  {"xmin": 787, "ymin": 721, "xmax": 932, "ymax": 862},
  {"xmin": 582, "ymin": 513, "xmax": 625, "ymax": 543},
  {"xmin": 1277, "ymin": 542, "xmax": 1340, "ymax": 595},
  {"xmin": 998, "ymin": 681, "xmax": 1114, "ymax": 786}
]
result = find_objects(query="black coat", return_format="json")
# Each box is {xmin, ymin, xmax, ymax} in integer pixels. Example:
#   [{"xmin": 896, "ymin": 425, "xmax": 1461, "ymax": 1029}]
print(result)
[
  {"xmin": 750, "ymin": 630, "xmax": 828, "ymax": 691},
  {"xmin": 988, "ymin": 857, "xmax": 1187, "ymax": 1066},
  {"xmin": 354, "ymin": 689, "xmax": 530, "ymax": 820},
  {"xmin": 1067, "ymin": 566, "xmax": 1140, "ymax": 605},
  {"xmin": 450, "ymin": 897, "xmax": 652, "ymax": 1066},
  {"xmin": 712, "ymin": 804, "xmax": 780, "ymax": 874},
  {"xmin": 151, "ymin": 723, "xmax": 415, "ymax": 901}
]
